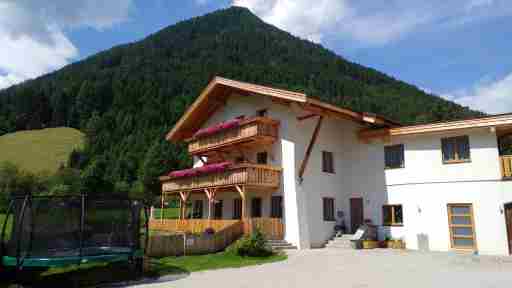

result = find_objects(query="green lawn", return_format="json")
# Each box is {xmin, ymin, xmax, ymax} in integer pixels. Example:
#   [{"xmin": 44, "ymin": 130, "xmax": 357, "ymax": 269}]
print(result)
[
  {"xmin": 0, "ymin": 127, "xmax": 84, "ymax": 173},
  {"xmin": 1, "ymin": 251, "xmax": 287, "ymax": 287},
  {"xmin": 150, "ymin": 251, "xmax": 287, "ymax": 275},
  {"xmin": 152, "ymin": 207, "xmax": 180, "ymax": 219}
]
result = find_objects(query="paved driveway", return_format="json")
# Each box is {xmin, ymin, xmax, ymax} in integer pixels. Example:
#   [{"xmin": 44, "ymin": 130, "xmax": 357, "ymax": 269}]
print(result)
[{"xmin": 132, "ymin": 249, "xmax": 512, "ymax": 288}]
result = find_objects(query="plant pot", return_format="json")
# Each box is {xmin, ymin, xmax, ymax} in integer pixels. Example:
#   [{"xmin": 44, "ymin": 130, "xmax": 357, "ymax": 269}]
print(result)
[
  {"xmin": 385, "ymin": 240, "xmax": 405, "ymax": 249},
  {"xmin": 362, "ymin": 240, "xmax": 378, "ymax": 249}
]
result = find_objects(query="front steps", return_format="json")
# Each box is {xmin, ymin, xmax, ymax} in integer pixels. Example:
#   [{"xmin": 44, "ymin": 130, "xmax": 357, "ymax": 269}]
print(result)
[
  {"xmin": 325, "ymin": 234, "xmax": 355, "ymax": 249},
  {"xmin": 267, "ymin": 239, "xmax": 297, "ymax": 250}
]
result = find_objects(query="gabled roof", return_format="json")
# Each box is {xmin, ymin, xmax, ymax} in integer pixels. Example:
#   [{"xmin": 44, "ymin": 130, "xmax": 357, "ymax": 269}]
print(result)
[
  {"xmin": 359, "ymin": 113, "xmax": 512, "ymax": 140},
  {"xmin": 166, "ymin": 77, "xmax": 400, "ymax": 142}
]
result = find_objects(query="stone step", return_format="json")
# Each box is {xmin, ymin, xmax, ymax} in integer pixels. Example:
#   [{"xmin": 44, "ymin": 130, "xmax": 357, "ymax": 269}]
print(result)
[
  {"xmin": 273, "ymin": 245, "xmax": 298, "ymax": 250},
  {"xmin": 266, "ymin": 240, "xmax": 297, "ymax": 250}
]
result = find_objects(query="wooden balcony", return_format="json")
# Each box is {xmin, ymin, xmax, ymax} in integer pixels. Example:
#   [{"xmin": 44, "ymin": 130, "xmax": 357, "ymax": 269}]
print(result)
[
  {"xmin": 501, "ymin": 155, "xmax": 512, "ymax": 178},
  {"xmin": 161, "ymin": 163, "xmax": 281, "ymax": 193},
  {"xmin": 187, "ymin": 117, "xmax": 279, "ymax": 156}
]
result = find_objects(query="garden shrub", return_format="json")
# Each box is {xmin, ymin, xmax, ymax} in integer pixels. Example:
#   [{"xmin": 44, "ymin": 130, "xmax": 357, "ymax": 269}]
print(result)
[{"xmin": 228, "ymin": 228, "xmax": 272, "ymax": 257}]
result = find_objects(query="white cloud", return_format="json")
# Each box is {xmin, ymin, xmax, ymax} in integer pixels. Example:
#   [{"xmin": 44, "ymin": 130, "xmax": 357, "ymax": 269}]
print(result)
[
  {"xmin": 0, "ymin": 0, "xmax": 133, "ymax": 90},
  {"xmin": 442, "ymin": 73, "xmax": 512, "ymax": 114},
  {"xmin": 232, "ymin": 0, "xmax": 512, "ymax": 45}
]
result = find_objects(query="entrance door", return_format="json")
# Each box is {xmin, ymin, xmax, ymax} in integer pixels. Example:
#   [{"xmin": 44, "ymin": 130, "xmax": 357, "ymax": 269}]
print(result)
[
  {"xmin": 505, "ymin": 203, "xmax": 512, "ymax": 255},
  {"xmin": 350, "ymin": 198, "xmax": 364, "ymax": 233}
]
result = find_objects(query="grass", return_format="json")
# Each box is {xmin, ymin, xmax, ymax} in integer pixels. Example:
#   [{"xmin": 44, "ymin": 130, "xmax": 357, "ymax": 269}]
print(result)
[
  {"xmin": 150, "ymin": 251, "xmax": 288, "ymax": 275},
  {"xmin": 153, "ymin": 207, "xmax": 180, "ymax": 219},
  {"xmin": 0, "ymin": 127, "xmax": 84, "ymax": 173},
  {"xmin": 0, "ymin": 251, "xmax": 287, "ymax": 287}
]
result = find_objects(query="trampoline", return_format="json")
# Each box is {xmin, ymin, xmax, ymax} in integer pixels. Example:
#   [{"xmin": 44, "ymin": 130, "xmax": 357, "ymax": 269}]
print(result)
[{"xmin": 0, "ymin": 193, "xmax": 147, "ymax": 273}]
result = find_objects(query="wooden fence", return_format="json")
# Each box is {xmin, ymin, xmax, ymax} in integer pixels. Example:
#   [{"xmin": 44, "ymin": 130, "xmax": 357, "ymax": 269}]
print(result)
[
  {"xmin": 146, "ymin": 221, "xmax": 244, "ymax": 257},
  {"xmin": 244, "ymin": 218, "xmax": 284, "ymax": 240},
  {"xmin": 149, "ymin": 219, "xmax": 239, "ymax": 234}
]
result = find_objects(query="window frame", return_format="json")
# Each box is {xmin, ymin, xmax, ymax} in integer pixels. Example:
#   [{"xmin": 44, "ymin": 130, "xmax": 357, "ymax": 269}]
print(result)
[
  {"xmin": 382, "ymin": 204, "xmax": 403, "ymax": 226},
  {"xmin": 271, "ymin": 196, "xmax": 283, "ymax": 218},
  {"xmin": 233, "ymin": 198, "xmax": 242, "ymax": 219},
  {"xmin": 257, "ymin": 151, "xmax": 268, "ymax": 165},
  {"xmin": 256, "ymin": 108, "xmax": 268, "ymax": 117},
  {"xmin": 384, "ymin": 144, "xmax": 405, "ymax": 169},
  {"xmin": 441, "ymin": 135, "xmax": 471, "ymax": 164},
  {"xmin": 323, "ymin": 197, "xmax": 335, "ymax": 222},
  {"xmin": 214, "ymin": 200, "xmax": 223, "ymax": 219},
  {"xmin": 322, "ymin": 151, "xmax": 335, "ymax": 174},
  {"xmin": 193, "ymin": 200, "xmax": 203, "ymax": 219},
  {"xmin": 251, "ymin": 197, "xmax": 262, "ymax": 218}
]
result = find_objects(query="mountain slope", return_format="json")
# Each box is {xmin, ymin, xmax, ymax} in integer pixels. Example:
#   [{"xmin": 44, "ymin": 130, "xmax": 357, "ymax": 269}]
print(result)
[
  {"xmin": 0, "ymin": 7, "xmax": 483, "ymax": 190},
  {"xmin": 0, "ymin": 127, "xmax": 84, "ymax": 173}
]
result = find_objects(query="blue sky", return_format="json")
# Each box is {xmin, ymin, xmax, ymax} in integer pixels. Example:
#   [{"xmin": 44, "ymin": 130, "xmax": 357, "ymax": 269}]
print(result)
[{"xmin": 1, "ymin": 0, "xmax": 511, "ymax": 114}]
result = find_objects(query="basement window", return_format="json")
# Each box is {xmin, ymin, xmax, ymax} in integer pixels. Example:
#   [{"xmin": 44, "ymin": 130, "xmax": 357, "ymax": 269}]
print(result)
[
  {"xmin": 442, "ymin": 136, "xmax": 471, "ymax": 164},
  {"xmin": 383, "ymin": 205, "xmax": 403, "ymax": 226}
]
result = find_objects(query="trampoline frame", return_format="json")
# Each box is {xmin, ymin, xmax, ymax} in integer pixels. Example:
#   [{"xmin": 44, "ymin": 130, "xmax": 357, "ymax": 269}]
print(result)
[{"xmin": 0, "ymin": 192, "xmax": 148, "ymax": 270}]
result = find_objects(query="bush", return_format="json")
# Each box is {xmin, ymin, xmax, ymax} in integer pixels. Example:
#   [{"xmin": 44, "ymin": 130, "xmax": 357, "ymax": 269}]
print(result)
[{"xmin": 228, "ymin": 229, "xmax": 272, "ymax": 257}]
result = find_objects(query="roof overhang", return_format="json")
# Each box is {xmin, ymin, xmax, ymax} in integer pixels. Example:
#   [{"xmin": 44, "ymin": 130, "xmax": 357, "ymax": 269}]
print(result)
[
  {"xmin": 359, "ymin": 113, "xmax": 512, "ymax": 142},
  {"xmin": 166, "ymin": 76, "xmax": 400, "ymax": 142}
]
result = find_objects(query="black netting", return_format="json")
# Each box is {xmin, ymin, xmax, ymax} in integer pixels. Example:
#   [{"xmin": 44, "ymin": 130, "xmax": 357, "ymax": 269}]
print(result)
[{"xmin": 1, "ymin": 195, "xmax": 143, "ymax": 261}]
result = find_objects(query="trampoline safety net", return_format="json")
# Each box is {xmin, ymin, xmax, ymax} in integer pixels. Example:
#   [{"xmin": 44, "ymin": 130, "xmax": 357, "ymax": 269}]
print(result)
[{"xmin": 1, "ymin": 194, "xmax": 145, "ymax": 268}]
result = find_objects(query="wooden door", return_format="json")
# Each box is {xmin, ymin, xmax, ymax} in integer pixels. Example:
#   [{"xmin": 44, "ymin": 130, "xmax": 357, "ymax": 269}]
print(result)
[
  {"xmin": 505, "ymin": 203, "xmax": 512, "ymax": 255},
  {"xmin": 350, "ymin": 198, "xmax": 364, "ymax": 233}
]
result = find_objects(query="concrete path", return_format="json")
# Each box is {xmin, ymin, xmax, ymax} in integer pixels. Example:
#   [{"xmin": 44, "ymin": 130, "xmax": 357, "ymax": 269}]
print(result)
[{"xmin": 131, "ymin": 249, "xmax": 512, "ymax": 288}]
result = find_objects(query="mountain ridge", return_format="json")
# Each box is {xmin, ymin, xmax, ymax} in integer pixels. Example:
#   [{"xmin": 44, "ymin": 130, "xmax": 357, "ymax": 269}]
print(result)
[{"xmin": 0, "ymin": 7, "xmax": 484, "ymax": 193}]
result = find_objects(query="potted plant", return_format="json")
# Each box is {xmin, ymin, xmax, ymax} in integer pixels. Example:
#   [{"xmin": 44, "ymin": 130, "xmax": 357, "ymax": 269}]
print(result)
[
  {"xmin": 361, "ymin": 240, "xmax": 379, "ymax": 249},
  {"xmin": 383, "ymin": 236, "xmax": 405, "ymax": 249}
]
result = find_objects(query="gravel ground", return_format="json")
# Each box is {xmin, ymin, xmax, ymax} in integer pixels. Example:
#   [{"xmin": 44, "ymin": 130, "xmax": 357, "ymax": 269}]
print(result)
[{"xmin": 130, "ymin": 248, "xmax": 512, "ymax": 288}]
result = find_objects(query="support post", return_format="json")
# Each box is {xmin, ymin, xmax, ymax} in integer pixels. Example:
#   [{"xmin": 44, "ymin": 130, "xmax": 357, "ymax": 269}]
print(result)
[
  {"xmin": 235, "ymin": 185, "xmax": 248, "ymax": 234},
  {"xmin": 205, "ymin": 188, "xmax": 217, "ymax": 220},
  {"xmin": 179, "ymin": 191, "xmax": 190, "ymax": 220}
]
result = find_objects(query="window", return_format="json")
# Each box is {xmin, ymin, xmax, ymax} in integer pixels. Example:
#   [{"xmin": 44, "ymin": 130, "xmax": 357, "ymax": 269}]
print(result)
[
  {"xmin": 323, "ymin": 198, "xmax": 335, "ymax": 221},
  {"xmin": 384, "ymin": 144, "xmax": 404, "ymax": 169},
  {"xmin": 447, "ymin": 204, "xmax": 476, "ymax": 250},
  {"xmin": 271, "ymin": 196, "xmax": 283, "ymax": 218},
  {"xmin": 257, "ymin": 151, "xmax": 268, "ymax": 165},
  {"xmin": 233, "ymin": 199, "xmax": 242, "ymax": 219},
  {"xmin": 193, "ymin": 200, "xmax": 203, "ymax": 219},
  {"xmin": 383, "ymin": 205, "xmax": 403, "ymax": 226},
  {"xmin": 256, "ymin": 109, "xmax": 268, "ymax": 117},
  {"xmin": 214, "ymin": 200, "xmax": 223, "ymax": 219},
  {"xmin": 442, "ymin": 136, "xmax": 470, "ymax": 164},
  {"xmin": 251, "ymin": 198, "xmax": 262, "ymax": 218},
  {"xmin": 322, "ymin": 151, "xmax": 335, "ymax": 173}
]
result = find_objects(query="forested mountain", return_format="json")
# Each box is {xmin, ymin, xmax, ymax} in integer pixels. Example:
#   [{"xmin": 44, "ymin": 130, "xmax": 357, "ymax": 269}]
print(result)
[{"xmin": 0, "ymin": 7, "xmax": 483, "ymax": 197}]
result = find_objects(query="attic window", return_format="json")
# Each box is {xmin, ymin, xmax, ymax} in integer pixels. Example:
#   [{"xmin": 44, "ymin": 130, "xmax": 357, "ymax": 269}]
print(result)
[{"xmin": 256, "ymin": 109, "xmax": 268, "ymax": 117}]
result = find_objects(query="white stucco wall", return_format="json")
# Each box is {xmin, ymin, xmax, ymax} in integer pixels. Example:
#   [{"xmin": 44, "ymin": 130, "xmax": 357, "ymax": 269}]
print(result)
[
  {"xmin": 374, "ymin": 127, "xmax": 510, "ymax": 255},
  {"xmin": 186, "ymin": 91, "xmax": 511, "ymax": 255}
]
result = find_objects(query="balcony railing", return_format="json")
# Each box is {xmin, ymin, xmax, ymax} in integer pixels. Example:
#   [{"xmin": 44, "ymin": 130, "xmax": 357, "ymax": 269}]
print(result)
[
  {"xmin": 161, "ymin": 163, "xmax": 281, "ymax": 192},
  {"xmin": 187, "ymin": 117, "xmax": 279, "ymax": 155},
  {"xmin": 501, "ymin": 155, "xmax": 512, "ymax": 178}
]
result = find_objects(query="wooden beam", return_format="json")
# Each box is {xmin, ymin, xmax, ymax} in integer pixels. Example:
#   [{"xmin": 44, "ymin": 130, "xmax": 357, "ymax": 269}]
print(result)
[
  {"xmin": 297, "ymin": 113, "xmax": 319, "ymax": 121},
  {"xmin": 298, "ymin": 116, "xmax": 323, "ymax": 182}
]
